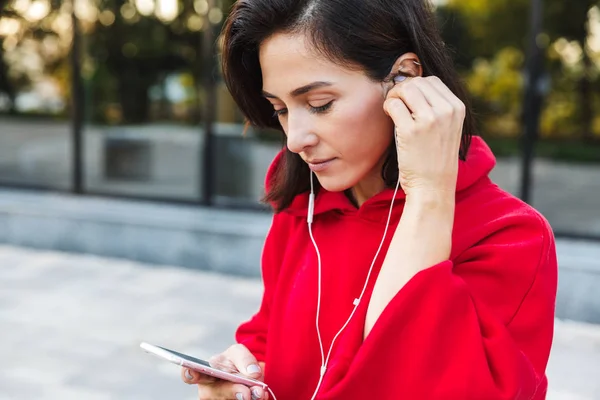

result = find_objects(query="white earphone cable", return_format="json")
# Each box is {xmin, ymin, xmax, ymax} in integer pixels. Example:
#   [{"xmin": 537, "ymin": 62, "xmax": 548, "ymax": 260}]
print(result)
[
  {"xmin": 266, "ymin": 386, "xmax": 278, "ymax": 400},
  {"xmin": 306, "ymin": 128, "xmax": 401, "ymax": 400},
  {"xmin": 267, "ymin": 129, "xmax": 400, "ymax": 400}
]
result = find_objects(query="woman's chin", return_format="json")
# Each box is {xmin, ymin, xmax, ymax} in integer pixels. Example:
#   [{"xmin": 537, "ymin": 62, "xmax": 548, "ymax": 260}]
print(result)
[{"xmin": 316, "ymin": 175, "xmax": 354, "ymax": 193}]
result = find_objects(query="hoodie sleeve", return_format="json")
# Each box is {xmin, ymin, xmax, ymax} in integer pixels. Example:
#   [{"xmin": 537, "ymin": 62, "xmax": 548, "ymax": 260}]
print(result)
[
  {"xmin": 234, "ymin": 213, "xmax": 287, "ymax": 362},
  {"xmin": 321, "ymin": 214, "xmax": 558, "ymax": 400},
  {"xmin": 234, "ymin": 150, "xmax": 286, "ymax": 361}
]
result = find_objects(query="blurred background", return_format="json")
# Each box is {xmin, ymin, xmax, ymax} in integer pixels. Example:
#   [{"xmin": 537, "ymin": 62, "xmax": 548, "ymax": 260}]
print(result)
[
  {"xmin": 0, "ymin": 0, "xmax": 599, "ymax": 231},
  {"xmin": 0, "ymin": 0, "xmax": 599, "ymax": 399}
]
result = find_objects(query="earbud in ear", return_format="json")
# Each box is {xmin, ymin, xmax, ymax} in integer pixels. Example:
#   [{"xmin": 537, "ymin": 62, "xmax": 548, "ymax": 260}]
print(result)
[
  {"xmin": 392, "ymin": 66, "xmax": 410, "ymax": 84},
  {"xmin": 392, "ymin": 60, "xmax": 422, "ymax": 84},
  {"xmin": 394, "ymin": 75, "xmax": 407, "ymax": 84}
]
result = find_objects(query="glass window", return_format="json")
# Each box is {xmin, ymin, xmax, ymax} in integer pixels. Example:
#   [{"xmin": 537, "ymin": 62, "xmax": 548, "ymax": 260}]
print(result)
[
  {"xmin": 0, "ymin": 1, "xmax": 73, "ymax": 190},
  {"xmin": 210, "ymin": 10, "xmax": 280, "ymax": 208},
  {"xmin": 440, "ymin": 2, "xmax": 600, "ymax": 238},
  {"xmin": 82, "ymin": 0, "xmax": 205, "ymax": 201}
]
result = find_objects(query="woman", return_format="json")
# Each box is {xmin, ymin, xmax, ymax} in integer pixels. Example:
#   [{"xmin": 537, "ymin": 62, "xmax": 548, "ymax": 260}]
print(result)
[{"xmin": 182, "ymin": 0, "xmax": 558, "ymax": 399}]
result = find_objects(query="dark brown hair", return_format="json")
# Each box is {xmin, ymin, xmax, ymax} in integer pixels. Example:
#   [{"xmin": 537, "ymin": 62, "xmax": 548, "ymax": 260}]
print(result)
[{"xmin": 221, "ymin": 0, "xmax": 476, "ymax": 212}]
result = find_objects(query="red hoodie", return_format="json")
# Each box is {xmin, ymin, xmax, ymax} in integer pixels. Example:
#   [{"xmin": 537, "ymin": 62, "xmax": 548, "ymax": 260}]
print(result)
[{"xmin": 236, "ymin": 136, "xmax": 557, "ymax": 400}]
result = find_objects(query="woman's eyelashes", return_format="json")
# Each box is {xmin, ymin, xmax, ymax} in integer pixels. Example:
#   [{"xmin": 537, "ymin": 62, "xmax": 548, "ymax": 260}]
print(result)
[
  {"xmin": 272, "ymin": 101, "xmax": 334, "ymax": 118},
  {"xmin": 273, "ymin": 108, "xmax": 287, "ymax": 117},
  {"xmin": 308, "ymin": 101, "xmax": 334, "ymax": 114}
]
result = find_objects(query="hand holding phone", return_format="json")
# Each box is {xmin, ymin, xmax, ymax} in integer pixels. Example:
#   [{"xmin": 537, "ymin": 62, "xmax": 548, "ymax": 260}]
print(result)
[{"xmin": 140, "ymin": 342, "xmax": 270, "ymax": 400}]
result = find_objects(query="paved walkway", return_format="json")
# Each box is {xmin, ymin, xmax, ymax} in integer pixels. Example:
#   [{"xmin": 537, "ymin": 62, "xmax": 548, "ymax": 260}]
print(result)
[{"xmin": 0, "ymin": 245, "xmax": 599, "ymax": 400}]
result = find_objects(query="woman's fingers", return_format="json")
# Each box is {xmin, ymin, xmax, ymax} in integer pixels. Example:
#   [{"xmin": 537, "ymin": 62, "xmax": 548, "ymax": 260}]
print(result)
[
  {"xmin": 250, "ymin": 385, "xmax": 269, "ymax": 400},
  {"xmin": 181, "ymin": 347, "xmax": 267, "ymax": 400},
  {"xmin": 209, "ymin": 353, "xmax": 239, "ymax": 373},
  {"xmin": 383, "ymin": 95, "xmax": 414, "ymax": 130},
  {"xmin": 411, "ymin": 78, "xmax": 455, "ymax": 117},
  {"xmin": 186, "ymin": 369, "xmax": 269, "ymax": 400},
  {"xmin": 419, "ymin": 77, "xmax": 466, "ymax": 148},
  {"xmin": 424, "ymin": 75, "xmax": 457, "ymax": 100},
  {"xmin": 181, "ymin": 367, "xmax": 218, "ymax": 385},
  {"xmin": 386, "ymin": 77, "xmax": 466, "ymax": 143},
  {"xmin": 196, "ymin": 381, "xmax": 253, "ymax": 400},
  {"xmin": 388, "ymin": 76, "xmax": 463, "ymax": 115},
  {"xmin": 427, "ymin": 76, "xmax": 466, "ymax": 117},
  {"xmin": 388, "ymin": 78, "xmax": 432, "ymax": 119},
  {"xmin": 224, "ymin": 344, "xmax": 263, "ymax": 379}
]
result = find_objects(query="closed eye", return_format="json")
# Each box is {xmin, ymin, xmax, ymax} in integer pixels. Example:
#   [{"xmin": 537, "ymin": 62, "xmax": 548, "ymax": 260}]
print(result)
[
  {"xmin": 309, "ymin": 101, "xmax": 333, "ymax": 114},
  {"xmin": 272, "ymin": 101, "xmax": 334, "ymax": 119}
]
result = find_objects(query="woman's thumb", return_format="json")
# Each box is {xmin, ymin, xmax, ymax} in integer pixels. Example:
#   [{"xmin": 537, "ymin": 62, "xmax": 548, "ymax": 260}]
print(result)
[
  {"xmin": 384, "ymin": 97, "xmax": 411, "ymax": 122},
  {"xmin": 228, "ymin": 344, "xmax": 263, "ymax": 378}
]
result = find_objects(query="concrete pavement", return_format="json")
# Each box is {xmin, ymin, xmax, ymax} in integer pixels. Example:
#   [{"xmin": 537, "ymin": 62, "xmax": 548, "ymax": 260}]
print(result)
[{"xmin": 0, "ymin": 245, "xmax": 599, "ymax": 400}]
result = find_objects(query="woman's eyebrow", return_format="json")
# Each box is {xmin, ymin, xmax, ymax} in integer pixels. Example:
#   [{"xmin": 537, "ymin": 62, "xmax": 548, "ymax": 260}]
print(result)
[{"xmin": 262, "ymin": 81, "xmax": 333, "ymax": 99}]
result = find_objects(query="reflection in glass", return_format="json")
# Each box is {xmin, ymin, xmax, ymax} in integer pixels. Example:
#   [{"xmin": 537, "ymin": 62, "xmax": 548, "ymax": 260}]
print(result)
[{"xmin": 0, "ymin": 0, "xmax": 73, "ymax": 189}]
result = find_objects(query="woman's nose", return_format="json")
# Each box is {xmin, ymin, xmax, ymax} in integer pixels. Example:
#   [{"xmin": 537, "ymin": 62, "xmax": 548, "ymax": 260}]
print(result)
[{"xmin": 285, "ymin": 113, "xmax": 318, "ymax": 154}]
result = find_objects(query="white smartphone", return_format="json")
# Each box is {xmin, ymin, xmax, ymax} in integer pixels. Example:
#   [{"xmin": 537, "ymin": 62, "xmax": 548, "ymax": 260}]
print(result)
[{"xmin": 139, "ymin": 342, "xmax": 267, "ymax": 389}]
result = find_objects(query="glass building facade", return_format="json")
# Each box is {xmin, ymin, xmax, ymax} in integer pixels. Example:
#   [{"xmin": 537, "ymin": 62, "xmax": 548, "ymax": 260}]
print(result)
[{"xmin": 1, "ymin": 0, "xmax": 599, "ymax": 239}]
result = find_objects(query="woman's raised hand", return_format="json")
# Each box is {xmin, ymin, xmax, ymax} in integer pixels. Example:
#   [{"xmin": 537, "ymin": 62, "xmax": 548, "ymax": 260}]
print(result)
[{"xmin": 384, "ymin": 75, "xmax": 465, "ymax": 202}]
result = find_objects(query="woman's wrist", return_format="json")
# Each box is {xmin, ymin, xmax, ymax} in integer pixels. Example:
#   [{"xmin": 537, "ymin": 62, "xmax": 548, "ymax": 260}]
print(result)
[
  {"xmin": 405, "ymin": 188, "xmax": 455, "ymax": 214},
  {"xmin": 399, "ymin": 189, "xmax": 455, "ymax": 264}
]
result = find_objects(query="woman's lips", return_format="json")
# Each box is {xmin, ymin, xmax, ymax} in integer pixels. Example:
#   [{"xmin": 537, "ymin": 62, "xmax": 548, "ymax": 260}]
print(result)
[{"xmin": 307, "ymin": 158, "xmax": 336, "ymax": 172}]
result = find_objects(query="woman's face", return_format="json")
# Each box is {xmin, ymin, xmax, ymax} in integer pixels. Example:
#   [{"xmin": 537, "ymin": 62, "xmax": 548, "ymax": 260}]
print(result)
[{"xmin": 259, "ymin": 33, "xmax": 394, "ymax": 194}]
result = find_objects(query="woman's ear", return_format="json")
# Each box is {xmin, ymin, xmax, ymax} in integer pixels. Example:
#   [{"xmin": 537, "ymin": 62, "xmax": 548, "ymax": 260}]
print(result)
[{"xmin": 386, "ymin": 52, "xmax": 423, "ymax": 81}]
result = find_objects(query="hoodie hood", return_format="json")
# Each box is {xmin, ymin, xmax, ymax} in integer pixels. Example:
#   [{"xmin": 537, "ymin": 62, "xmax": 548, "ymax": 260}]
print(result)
[{"xmin": 265, "ymin": 136, "xmax": 496, "ymax": 218}]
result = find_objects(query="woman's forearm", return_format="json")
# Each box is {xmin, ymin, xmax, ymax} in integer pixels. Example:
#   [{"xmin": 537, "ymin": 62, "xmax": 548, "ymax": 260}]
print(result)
[{"xmin": 364, "ymin": 191, "xmax": 455, "ymax": 339}]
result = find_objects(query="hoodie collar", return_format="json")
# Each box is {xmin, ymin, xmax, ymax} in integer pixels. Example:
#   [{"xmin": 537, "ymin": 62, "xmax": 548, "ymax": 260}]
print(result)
[{"xmin": 267, "ymin": 136, "xmax": 496, "ymax": 218}]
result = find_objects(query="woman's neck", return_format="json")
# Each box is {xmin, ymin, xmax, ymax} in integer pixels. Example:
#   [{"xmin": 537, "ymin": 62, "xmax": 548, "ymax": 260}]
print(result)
[
  {"xmin": 348, "ymin": 173, "xmax": 386, "ymax": 208},
  {"xmin": 343, "ymin": 152, "xmax": 390, "ymax": 208}
]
